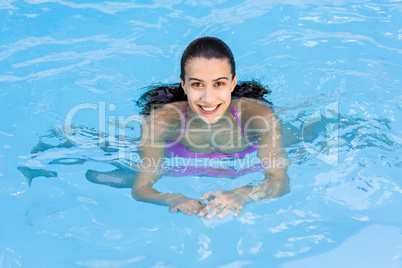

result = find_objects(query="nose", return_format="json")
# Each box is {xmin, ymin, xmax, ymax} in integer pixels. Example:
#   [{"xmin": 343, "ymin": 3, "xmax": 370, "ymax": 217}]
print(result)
[{"xmin": 200, "ymin": 87, "xmax": 215, "ymax": 104}]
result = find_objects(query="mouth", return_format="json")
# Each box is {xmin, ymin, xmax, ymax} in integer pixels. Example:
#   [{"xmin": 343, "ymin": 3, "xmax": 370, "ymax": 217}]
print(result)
[{"xmin": 197, "ymin": 103, "xmax": 222, "ymax": 114}]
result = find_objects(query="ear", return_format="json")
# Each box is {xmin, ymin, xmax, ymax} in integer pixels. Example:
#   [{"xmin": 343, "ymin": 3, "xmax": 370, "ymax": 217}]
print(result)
[
  {"xmin": 180, "ymin": 76, "xmax": 186, "ymax": 94},
  {"xmin": 231, "ymin": 73, "xmax": 238, "ymax": 92}
]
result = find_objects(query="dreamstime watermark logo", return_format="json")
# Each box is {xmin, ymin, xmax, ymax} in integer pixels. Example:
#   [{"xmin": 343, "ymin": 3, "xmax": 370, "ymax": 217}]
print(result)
[{"xmin": 62, "ymin": 100, "xmax": 340, "ymax": 168}]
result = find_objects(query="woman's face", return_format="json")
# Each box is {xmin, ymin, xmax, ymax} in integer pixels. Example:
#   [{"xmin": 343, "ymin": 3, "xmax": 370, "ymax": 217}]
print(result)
[{"xmin": 180, "ymin": 57, "xmax": 237, "ymax": 124}]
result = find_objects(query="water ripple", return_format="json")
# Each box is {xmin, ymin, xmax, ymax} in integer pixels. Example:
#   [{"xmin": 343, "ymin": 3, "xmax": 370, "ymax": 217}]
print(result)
[
  {"xmin": 24, "ymin": 0, "xmax": 183, "ymax": 14},
  {"xmin": 259, "ymin": 29, "xmax": 402, "ymax": 54}
]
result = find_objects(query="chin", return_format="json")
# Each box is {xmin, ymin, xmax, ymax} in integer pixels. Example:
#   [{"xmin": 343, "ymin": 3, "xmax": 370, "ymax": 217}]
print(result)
[{"xmin": 202, "ymin": 115, "xmax": 221, "ymax": 124}]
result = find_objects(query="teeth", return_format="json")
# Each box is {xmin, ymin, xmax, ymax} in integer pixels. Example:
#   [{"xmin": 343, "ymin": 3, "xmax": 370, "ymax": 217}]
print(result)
[{"xmin": 200, "ymin": 105, "xmax": 218, "ymax": 111}]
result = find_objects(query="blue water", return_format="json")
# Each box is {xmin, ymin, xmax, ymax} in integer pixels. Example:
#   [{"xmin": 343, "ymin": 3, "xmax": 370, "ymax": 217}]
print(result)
[{"xmin": 1, "ymin": 1, "xmax": 402, "ymax": 267}]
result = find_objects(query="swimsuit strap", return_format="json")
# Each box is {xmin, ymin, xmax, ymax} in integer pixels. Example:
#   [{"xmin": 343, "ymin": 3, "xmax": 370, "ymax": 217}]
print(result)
[
  {"xmin": 176, "ymin": 105, "xmax": 188, "ymax": 140},
  {"xmin": 165, "ymin": 104, "xmax": 258, "ymax": 159},
  {"xmin": 175, "ymin": 104, "xmax": 247, "ymax": 141},
  {"xmin": 230, "ymin": 104, "xmax": 246, "ymax": 137}
]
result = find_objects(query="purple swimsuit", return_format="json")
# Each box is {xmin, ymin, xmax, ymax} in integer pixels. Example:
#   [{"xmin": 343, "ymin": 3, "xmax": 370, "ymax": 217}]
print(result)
[{"xmin": 163, "ymin": 105, "xmax": 265, "ymax": 177}]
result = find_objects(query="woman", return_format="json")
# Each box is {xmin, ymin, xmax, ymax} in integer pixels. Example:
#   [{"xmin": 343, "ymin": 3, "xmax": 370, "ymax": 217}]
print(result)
[{"xmin": 131, "ymin": 37, "xmax": 290, "ymax": 219}]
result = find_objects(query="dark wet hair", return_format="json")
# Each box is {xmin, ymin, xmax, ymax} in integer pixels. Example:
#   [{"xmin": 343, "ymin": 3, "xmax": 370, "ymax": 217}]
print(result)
[
  {"xmin": 137, "ymin": 37, "xmax": 272, "ymax": 115},
  {"xmin": 180, "ymin": 36, "xmax": 235, "ymax": 80},
  {"xmin": 137, "ymin": 80, "xmax": 271, "ymax": 115}
]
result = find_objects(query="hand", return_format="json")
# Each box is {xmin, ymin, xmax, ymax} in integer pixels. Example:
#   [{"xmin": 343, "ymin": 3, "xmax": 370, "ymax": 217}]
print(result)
[
  {"xmin": 198, "ymin": 190, "xmax": 249, "ymax": 220},
  {"xmin": 168, "ymin": 195, "xmax": 206, "ymax": 216}
]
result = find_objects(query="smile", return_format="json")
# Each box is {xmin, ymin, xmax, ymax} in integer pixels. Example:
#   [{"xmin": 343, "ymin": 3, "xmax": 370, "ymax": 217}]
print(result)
[{"xmin": 198, "ymin": 104, "xmax": 222, "ymax": 114}]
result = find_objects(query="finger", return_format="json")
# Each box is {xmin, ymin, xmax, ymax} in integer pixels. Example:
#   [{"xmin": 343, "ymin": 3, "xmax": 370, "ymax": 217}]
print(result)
[
  {"xmin": 193, "ymin": 204, "xmax": 205, "ymax": 215},
  {"xmin": 212, "ymin": 190, "xmax": 224, "ymax": 196},
  {"xmin": 190, "ymin": 208, "xmax": 198, "ymax": 215},
  {"xmin": 170, "ymin": 206, "xmax": 178, "ymax": 213},
  {"xmin": 197, "ymin": 200, "xmax": 217, "ymax": 217},
  {"xmin": 217, "ymin": 206, "xmax": 235, "ymax": 219},
  {"xmin": 187, "ymin": 204, "xmax": 199, "ymax": 216},
  {"xmin": 198, "ymin": 200, "xmax": 207, "ymax": 207},
  {"xmin": 200, "ymin": 192, "xmax": 214, "ymax": 201},
  {"xmin": 204, "ymin": 206, "xmax": 224, "ymax": 220},
  {"xmin": 233, "ymin": 206, "xmax": 243, "ymax": 217},
  {"xmin": 180, "ymin": 208, "xmax": 190, "ymax": 215},
  {"xmin": 191, "ymin": 202, "xmax": 205, "ymax": 215},
  {"xmin": 195, "ymin": 203, "xmax": 205, "ymax": 213},
  {"xmin": 187, "ymin": 202, "xmax": 204, "ymax": 216}
]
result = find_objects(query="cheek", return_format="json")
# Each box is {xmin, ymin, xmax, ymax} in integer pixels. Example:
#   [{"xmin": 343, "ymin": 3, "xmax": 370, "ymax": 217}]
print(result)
[
  {"xmin": 220, "ymin": 90, "xmax": 232, "ymax": 100},
  {"xmin": 186, "ymin": 91, "xmax": 199, "ymax": 102}
]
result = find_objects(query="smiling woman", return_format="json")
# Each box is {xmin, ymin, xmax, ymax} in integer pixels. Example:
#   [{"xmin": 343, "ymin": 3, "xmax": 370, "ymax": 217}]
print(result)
[
  {"xmin": 125, "ymin": 37, "xmax": 291, "ymax": 219},
  {"xmin": 180, "ymin": 57, "xmax": 236, "ymax": 124},
  {"xmin": 3, "ymin": 1, "xmax": 401, "ymax": 266}
]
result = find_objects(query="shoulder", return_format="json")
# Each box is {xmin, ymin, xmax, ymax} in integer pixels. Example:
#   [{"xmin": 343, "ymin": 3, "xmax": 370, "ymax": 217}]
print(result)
[
  {"xmin": 141, "ymin": 101, "xmax": 188, "ymax": 141},
  {"xmin": 232, "ymin": 98, "xmax": 275, "ymax": 118},
  {"xmin": 145, "ymin": 101, "xmax": 188, "ymax": 122},
  {"xmin": 232, "ymin": 98, "xmax": 278, "ymax": 131}
]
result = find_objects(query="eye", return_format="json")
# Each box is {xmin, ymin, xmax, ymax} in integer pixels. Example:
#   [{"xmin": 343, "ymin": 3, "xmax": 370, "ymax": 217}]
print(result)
[
  {"xmin": 215, "ymin": 81, "xmax": 225, "ymax": 87},
  {"xmin": 191, "ymin": 82, "xmax": 202, "ymax": 88}
]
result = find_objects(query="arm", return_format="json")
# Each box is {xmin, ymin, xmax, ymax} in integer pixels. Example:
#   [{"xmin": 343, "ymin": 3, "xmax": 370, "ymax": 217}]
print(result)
[
  {"xmin": 199, "ymin": 102, "xmax": 290, "ymax": 219},
  {"xmin": 237, "ymin": 110, "xmax": 290, "ymax": 202},
  {"xmin": 131, "ymin": 107, "xmax": 205, "ymax": 215},
  {"xmin": 130, "ymin": 140, "xmax": 177, "ymax": 206}
]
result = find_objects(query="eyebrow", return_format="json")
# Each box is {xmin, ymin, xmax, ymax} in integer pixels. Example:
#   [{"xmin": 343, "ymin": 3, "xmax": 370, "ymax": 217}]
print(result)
[{"xmin": 188, "ymin": 77, "xmax": 229, "ymax": 82}]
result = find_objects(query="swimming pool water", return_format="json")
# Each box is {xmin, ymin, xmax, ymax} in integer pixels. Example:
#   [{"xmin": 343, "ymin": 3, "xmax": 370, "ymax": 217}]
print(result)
[{"xmin": 1, "ymin": 0, "xmax": 402, "ymax": 267}]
